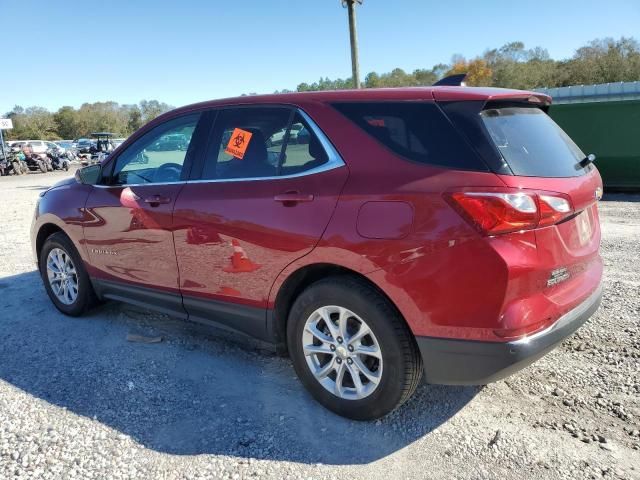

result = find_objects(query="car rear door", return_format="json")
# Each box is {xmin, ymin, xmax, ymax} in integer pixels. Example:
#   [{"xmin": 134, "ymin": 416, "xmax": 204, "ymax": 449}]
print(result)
[
  {"xmin": 82, "ymin": 112, "xmax": 208, "ymax": 316},
  {"xmin": 173, "ymin": 105, "xmax": 348, "ymax": 340}
]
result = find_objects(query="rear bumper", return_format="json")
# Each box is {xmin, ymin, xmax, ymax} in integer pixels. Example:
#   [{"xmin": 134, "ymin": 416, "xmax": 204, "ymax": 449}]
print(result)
[{"xmin": 417, "ymin": 284, "xmax": 602, "ymax": 385}]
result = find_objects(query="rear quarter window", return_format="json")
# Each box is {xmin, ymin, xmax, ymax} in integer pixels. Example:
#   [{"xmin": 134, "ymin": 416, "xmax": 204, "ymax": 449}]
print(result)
[{"xmin": 332, "ymin": 102, "xmax": 488, "ymax": 171}]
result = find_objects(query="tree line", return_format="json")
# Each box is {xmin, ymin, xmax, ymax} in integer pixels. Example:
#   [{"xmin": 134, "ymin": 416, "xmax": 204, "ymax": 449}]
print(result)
[
  {"xmin": 282, "ymin": 36, "xmax": 640, "ymax": 92},
  {"xmin": 3, "ymin": 100, "xmax": 173, "ymax": 141},
  {"xmin": 4, "ymin": 36, "xmax": 639, "ymax": 140}
]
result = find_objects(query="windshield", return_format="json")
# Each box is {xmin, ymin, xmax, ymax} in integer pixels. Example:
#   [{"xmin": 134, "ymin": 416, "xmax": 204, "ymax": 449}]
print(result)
[{"xmin": 480, "ymin": 107, "xmax": 588, "ymax": 177}]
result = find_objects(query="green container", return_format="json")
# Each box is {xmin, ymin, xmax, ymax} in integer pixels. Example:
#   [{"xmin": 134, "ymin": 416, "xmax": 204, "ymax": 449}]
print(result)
[{"xmin": 548, "ymin": 100, "xmax": 640, "ymax": 190}]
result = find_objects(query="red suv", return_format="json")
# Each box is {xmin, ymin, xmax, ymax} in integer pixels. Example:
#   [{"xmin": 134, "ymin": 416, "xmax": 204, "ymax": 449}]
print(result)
[{"xmin": 32, "ymin": 86, "xmax": 603, "ymax": 420}]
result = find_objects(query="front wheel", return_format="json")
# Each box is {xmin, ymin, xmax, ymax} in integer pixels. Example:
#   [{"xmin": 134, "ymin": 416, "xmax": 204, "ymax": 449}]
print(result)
[
  {"xmin": 39, "ymin": 232, "xmax": 97, "ymax": 316},
  {"xmin": 287, "ymin": 276, "xmax": 423, "ymax": 420},
  {"xmin": 39, "ymin": 161, "xmax": 47, "ymax": 173}
]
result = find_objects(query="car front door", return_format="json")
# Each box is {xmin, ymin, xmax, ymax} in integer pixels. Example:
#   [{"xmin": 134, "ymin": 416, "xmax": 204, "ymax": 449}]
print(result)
[
  {"xmin": 173, "ymin": 106, "xmax": 348, "ymax": 339},
  {"xmin": 83, "ymin": 112, "xmax": 207, "ymax": 316}
]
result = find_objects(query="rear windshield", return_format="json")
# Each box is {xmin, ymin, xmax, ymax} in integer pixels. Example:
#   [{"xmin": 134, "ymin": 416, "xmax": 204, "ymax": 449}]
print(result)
[
  {"xmin": 332, "ymin": 102, "xmax": 488, "ymax": 171},
  {"xmin": 480, "ymin": 107, "xmax": 588, "ymax": 177}
]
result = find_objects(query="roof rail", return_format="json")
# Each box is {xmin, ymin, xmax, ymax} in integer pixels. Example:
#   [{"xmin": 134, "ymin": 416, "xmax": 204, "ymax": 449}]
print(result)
[{"xmin": 433, "ymin": 73, "xmax": 467, "ymax": 87}]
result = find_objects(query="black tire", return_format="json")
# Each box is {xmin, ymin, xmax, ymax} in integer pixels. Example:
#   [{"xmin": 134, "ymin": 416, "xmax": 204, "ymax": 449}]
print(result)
[
  {"xmin": 287, "ymin": 276, "xmax": 423, "ymax": 420},
  {"xmin": 39, "ymin": 232, "xmax": 97, "ymax": 316},
  {"xmin": 38, "ymin": 161, "xmax": 47, "ymax": 173}
]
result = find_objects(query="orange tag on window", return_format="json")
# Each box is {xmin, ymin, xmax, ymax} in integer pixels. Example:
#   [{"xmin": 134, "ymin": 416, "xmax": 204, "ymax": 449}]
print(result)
[{"xmin": 225, "ymin": 128, "xmax": 253, "ymax": 159}]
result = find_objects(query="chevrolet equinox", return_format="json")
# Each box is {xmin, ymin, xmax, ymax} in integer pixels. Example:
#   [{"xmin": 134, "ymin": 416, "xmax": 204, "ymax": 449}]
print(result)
[{"xmin": 32, "ymin": 86, "xmax": 603, "ymax": 420}]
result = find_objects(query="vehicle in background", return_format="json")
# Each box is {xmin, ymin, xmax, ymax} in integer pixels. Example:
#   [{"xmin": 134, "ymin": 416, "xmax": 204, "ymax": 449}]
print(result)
[
  {"xmin": 82, "ymin": 132, "xmax": 115, "ymax": 166},
  {"xmin": 25, "ymin": 140, "xmax": 48, "ymax": 155},
  {"xmin": 147, "ymin": 133, "xmax": 186, "ymax": 151},
  {"xmin": 44, "ymin": 141, "xmax": 65, "ymax": 155},
  {"xmin": 269, "ymin": 122, "xmax": 306, "ymax": 146},
  {"xmin": 46, "ymin": 146, "xmax": 70, "ymax": 171},
  {"xmin": 1, "ymin": 147, "xmax": 28, "ymax": 176},
  {"xmin": 55, "ymin": 140, "xmax": 74, "ymax": 151},
  {"xmin": 76, "ymin": 139, "xmax": 94, "ymax": 154},
  {"xmin": 32, "ymin": 83, "xmax": 603, "ymax": 420}
]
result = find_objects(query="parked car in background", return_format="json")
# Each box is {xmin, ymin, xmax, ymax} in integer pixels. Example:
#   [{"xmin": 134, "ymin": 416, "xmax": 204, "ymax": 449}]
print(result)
[
  {"xmin": 45, "ymin": 141, "xmax": 64, "ymax": 154},
  {"xmin": 76, "ymin": 139, "xmax": 94, "ymax": 154},
  {"xmin": 269, "ymin": 122, "xmax": 306, "ymax": 145},
  {"xmin": 55, "ymin": 140, "xmax": 74, "ymax": 152},
  {"xmin": 32, "ymin": 85, "xmax": 603, "ymax": 420},
  {"xmin": 27, "ymin": 140, "xmax": 48, "ymax": 154}
]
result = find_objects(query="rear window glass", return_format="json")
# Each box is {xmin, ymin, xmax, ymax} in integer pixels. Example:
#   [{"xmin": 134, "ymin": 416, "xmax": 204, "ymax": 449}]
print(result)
[
  {"xmin": 332, "ymin": 102, "xmax": 487, "ymax": 171},
  {"xmin": 480, "ymin": 107, "xmax": 588, "ymax": 177}
]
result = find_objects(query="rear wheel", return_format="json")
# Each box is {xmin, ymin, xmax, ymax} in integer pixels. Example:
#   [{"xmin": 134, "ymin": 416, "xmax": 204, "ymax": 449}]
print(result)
[
  {"xmin": 39, "ymin": 232, "xmax": 97, "ymax": 316},
  {"xmin": 287, "ymin": 276, "xmax": 423, "ymax": 420}
]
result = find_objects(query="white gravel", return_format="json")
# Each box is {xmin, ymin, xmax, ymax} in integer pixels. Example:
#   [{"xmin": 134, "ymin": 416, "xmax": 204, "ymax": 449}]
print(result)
[{"xmin": 0, "ymin": 170, "xmax": 638, "ymax": 479}]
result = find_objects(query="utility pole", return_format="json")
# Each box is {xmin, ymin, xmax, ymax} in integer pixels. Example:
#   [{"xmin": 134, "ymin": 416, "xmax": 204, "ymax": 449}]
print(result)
[{"xmin": 343, "ymin": 0, "xmax": 362, "ymax": 89}]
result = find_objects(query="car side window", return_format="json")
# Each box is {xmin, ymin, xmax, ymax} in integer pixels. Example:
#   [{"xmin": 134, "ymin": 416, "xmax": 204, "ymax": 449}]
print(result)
[
  {"xmin": 201, "ymin": 108, "xmax": 329, "ymax": 180},
  {"xmin": 278, "ymin": 112, "xmax": 328, "ymax": 175},
  {"xmin": 111, "ymin": 113, "xmax": 200, "ymax": 185},
  {"xmin": 202, "ymin": 107, "xmax": 292, "ymax": 180}
]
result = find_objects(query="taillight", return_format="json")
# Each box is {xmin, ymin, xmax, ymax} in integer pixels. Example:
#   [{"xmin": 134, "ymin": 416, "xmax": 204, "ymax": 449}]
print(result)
[
  {"xmin": 446, "ymin": 190, "xmax": 573, "ymax": 236},
  {"xmin": 538, "ymin": 195, "xmax": 571, "ymax": 227}
]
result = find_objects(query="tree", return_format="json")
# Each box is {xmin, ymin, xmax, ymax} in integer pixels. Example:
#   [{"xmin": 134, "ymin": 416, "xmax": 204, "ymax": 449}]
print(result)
[
  {"xmin": 139, "ymin": 100, "xmax": 172, "ymax": 123},
  {"xmin": 284, "ymin": 36, "xmax": 640, "ymax": 92},
  {"xmin": 127, "ymin": 107, "xmax": 143, "ymax": 134},
  {"xmin": 447, "ymin": 59, "xmax": 493, "ymax": 86},
  {"xmin": 54, "ymin": 106, "xmax": 79, "ymax": 139}
]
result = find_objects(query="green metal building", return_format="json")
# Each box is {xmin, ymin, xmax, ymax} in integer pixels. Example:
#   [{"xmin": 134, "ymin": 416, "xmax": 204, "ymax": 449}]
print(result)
[{"xmin": 537, "ymin": 81, "xmax": 640, "ymax": 190}]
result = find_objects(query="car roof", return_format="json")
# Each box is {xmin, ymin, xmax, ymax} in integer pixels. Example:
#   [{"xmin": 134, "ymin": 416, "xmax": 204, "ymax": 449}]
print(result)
[{"xmin": 172, "ymin": 86, "xmax": 551, "ymax": 113}]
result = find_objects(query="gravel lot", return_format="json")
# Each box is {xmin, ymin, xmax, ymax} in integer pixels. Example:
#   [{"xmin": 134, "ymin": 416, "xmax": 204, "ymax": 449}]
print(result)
[{"xmin": 0, "ymin": 170, "xmax": 638, "ymax": 480}]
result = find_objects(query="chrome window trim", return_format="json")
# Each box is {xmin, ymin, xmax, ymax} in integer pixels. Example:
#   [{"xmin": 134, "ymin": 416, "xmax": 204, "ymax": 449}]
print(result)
[
  {"xmin": 187, "ymin": 108, "xmax": 345, "ymax": 184},
  {"xmin": 93, "ymin": 108, "xmax": 345, "ymax": 188},
  {"xmin": 93, "ymin": 180, "xmax": 186, "ymax": 189}
]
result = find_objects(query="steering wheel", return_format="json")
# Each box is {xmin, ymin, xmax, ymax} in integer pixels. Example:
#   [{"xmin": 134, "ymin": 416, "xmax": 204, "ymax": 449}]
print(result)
[{"xmin": 153, "ymin": 163, "xmax": 182, "ymax": 183}]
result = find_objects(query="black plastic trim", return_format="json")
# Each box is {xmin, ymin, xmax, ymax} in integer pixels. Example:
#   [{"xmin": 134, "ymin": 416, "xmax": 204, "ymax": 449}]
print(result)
[
  {"xmin": 417, "ymin": 285, "xmax": 602, "ymax": 385},
  {"xmin": 93, "ymin": 279, "xmax": 188, "ymax": 319},
  {"xmin": 92, "ymin": 279, "xmax": 276, "ymax": 344},
  {"xmin": 183, "ymin": 295, "xmax": 271, "ymax": 343}
]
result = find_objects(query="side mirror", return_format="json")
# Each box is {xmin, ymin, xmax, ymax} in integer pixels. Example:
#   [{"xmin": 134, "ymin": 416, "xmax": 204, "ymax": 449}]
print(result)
[{"xmin": 75, "ymin": 164, "xmax": 102, "ymax": 185}]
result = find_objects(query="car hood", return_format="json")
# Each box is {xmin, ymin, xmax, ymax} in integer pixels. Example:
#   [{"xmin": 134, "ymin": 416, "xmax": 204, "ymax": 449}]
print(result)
[{"xmin": 41, "ymin": 176, "xmax": 77, "ymax": 196}]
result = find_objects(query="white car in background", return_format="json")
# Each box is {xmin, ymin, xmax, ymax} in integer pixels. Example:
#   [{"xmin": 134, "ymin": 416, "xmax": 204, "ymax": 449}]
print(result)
[
  {"xmin": 45, "ymin": 141, "xmax": 65, "ymax": 154},
  {"xmin": 25, "ymin": 140, "xmax": 48, "ymax": 154}
]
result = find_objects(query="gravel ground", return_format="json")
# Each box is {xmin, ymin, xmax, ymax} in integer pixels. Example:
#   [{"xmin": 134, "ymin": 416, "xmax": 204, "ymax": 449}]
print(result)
[{"xmin": 0, "ymin": 170, "xmax": 638, "ymax": 480}]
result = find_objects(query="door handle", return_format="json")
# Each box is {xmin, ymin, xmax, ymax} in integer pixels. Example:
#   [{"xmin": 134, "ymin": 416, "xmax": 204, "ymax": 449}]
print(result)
[
  {"xmin": 274, "ymin": 192, "xmax": 314, "ymax": 205},
  {"xmin": 144, "ymin": 195, "xmax": 172, "ymax": 206}
]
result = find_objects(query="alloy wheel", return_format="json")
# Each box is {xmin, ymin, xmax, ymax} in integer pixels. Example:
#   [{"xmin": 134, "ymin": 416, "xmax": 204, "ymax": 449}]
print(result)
[
  {"xmin": 302, "ymin": 305, "xmax": 383, "ymax": 400},
  {"xmin": 46, "ymin": 247, "xmax": 79, "ymax": 305}
]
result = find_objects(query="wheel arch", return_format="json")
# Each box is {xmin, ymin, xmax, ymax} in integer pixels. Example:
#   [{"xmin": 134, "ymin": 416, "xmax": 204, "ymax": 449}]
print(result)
[
  {"xmin": 270, "ymin": 263, "xmax": 409, "ymax": 355},
  {"xmin": 35, "ymin": 223, "xmax": 65, "ymax": 265}
]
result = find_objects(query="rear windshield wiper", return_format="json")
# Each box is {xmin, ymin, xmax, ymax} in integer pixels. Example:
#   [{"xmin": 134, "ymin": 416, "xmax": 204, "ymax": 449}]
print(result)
[{"xmin": 578, "ymin": 153, "xmax": 596, "ymax": 169}]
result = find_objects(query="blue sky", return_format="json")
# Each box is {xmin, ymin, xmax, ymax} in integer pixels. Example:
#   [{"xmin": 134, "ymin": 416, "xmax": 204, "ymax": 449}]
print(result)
[{"xmin": 1, "ymin": 0, "xmax": 639, "ymax": 113}]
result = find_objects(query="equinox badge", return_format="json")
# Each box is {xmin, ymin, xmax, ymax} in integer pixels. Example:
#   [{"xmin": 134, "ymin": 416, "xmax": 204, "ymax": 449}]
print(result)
[{"xmin": 547, "ymin": 267, "xmax": 570, "ymax": 287}]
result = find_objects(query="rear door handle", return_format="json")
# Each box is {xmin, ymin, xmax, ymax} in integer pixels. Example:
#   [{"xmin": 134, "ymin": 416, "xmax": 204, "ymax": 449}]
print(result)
[
  {"xmin": 144, "ymin": 195, "xmax": 172, "ymax": 206},
  {"xmin": 274, "ymin": 192, "xmax": 314, "ymax": 205}
]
